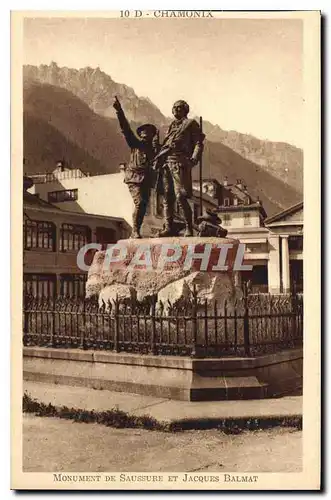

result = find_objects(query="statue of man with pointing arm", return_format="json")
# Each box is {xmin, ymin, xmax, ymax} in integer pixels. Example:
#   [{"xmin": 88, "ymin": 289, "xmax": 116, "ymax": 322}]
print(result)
[{"xmin": 113, "ymin": 96, "xmax": 160, "ymax": 239}]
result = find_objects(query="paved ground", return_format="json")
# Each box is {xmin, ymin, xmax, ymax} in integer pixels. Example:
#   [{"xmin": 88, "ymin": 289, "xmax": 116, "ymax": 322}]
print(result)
[
  {"xmin": 23, "ymin": 414, "xmax": 302, "ymax": 473},
  {"xmin": 24, "ymin": 381, "xmax": 302, "ymax": 425}
]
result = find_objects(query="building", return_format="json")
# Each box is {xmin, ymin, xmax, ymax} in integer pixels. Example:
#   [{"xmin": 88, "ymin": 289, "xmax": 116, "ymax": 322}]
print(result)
[
  {"xmin": 29, "ymin": 165, "xmax": 218, "ymax": 237},
  {"xmin": 265, "ymin": 202, "xmax": 303, "ymax": 294},
  {"xmin": 24, "ymin": 177, "xmax": 131, "ymax": 298},
  {"xmin": 29, "ymin": 166, "xmax": 135, "ymax": 228},
  {"xmin": 192, "ymin": 178, "xmax": 303, "ymax": 294},
  {"xmin": 191, "ymin": 178, "xmax": 270, "ymax": 292}
]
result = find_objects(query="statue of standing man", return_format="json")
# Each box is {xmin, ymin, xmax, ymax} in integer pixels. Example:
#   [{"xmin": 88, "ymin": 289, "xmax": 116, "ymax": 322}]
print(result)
[
  {"xmin": 113, "ymin": 96, "xmax": 159, "ymax": 239},
  {"xmin": 154, "ymin": 100, "xmax": 205, "ymax": 237}
]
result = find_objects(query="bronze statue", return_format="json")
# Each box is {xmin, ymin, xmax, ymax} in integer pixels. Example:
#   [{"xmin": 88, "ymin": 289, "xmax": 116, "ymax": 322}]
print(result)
[
  {"xmin": 197, "ymin": 209, "xmax": 228, "ymax": 238},
  {"xmin": 154, "ymin": 100, "xmax": 205, "ymax": 237},
  {"xmin": 113, "ymin": 96, "xmax": 159, "ymax": 239}
]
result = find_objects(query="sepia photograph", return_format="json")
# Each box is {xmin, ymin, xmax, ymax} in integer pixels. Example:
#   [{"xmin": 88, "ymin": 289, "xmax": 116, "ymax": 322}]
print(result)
[{"xmin": 11, "ymin": 10, "xmax": 320, "ymax": 490}]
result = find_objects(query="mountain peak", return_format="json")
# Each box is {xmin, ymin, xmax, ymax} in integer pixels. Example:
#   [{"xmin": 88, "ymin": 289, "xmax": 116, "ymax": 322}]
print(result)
[{"xmin": 24, "ymin": 62, "xmax": 167, "ymax": 126}]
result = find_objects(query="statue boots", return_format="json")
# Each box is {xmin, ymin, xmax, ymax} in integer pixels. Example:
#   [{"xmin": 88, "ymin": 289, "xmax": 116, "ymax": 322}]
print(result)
[
  {"xmin": 130, "ymin": 224, "xmax": 141, "ymax": 239},
  {"xmin": 180, "ymin": 197, "xmax": 194, "ymax": 237},
  {"xmin": 158, "ymin": 202, "xmax": 174, "ymax": 237},
  {"xmin": 130, "ymin": 203, "xmax": 146, "ymax": 239}
]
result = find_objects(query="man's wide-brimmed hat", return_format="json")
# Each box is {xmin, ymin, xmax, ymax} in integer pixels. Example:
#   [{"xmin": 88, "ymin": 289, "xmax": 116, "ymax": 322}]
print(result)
[
  {"xmin": 197, "ymin": 209, "xmax": 223, "ymax": 224},
  {"xmin": 136, "ymin": 123, "xmax": 157, "ymax": 136}
]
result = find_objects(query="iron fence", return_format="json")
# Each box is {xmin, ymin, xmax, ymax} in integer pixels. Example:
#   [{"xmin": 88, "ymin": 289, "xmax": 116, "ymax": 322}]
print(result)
[{"xmin": 23, "ymin": 287, "xmax": 303, "ymax": 358}]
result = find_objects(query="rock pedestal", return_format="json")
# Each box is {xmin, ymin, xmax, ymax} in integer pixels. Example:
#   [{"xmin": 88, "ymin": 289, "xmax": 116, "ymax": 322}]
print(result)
[{"xmin": 86, "ymin": 237, "xmax": 240, "ymax": 307}]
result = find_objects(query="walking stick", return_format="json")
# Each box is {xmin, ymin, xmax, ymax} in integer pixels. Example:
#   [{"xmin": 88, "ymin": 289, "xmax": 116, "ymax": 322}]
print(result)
[{"xmin": 199, "ymin": 116, "xmax": 203, "ymax": 217}]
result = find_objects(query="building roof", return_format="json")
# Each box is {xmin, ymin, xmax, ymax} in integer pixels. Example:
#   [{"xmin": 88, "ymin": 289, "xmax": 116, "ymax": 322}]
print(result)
[
  {"xmin": 264, "ymin": 201, "xmax": 303, "ymax": 225},
  {"xmin": 192, "ymin": 189, "xmax": 218, "ymax": 206},
  {"xmin": 192, "ymin": 183, "xmax": 267, "ymax": 218},
  {"xmin": 192, "ymin": 178, "xmax": 221, "ymax": 185},
  {"xmin": 30, "ymin": 167, "xmax": 88, "ymax": 184},
  {"xmin": 228, "ymin": 184, "xmax": 248, "ymax": 200},
  {"xmin": 216, "ymin": 202, "xmax": 267, "ymax": 218},
  {"xmin": 24, "ymin": 192, "xmax": 130, "ymax": 227}
]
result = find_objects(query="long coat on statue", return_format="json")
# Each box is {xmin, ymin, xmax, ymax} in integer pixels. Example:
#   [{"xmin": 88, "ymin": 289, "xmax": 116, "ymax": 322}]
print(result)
[{"xmin": 155, "ymin": 118, "xmax": 204, "ymax": 198}]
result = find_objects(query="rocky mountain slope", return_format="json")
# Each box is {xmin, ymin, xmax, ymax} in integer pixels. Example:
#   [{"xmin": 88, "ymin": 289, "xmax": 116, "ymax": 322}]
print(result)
[
  {"xmin": 24, "ymin": 62, "xmax": 168, "ymax": 127},
  {"xmin": 201, "ymin": 122, "xmax": 303, "ymax": 192},
  {"xmin": 23, "ymin": 79, "xmax": 129, "ymax": 174},
  {"xmin": 23, "ymin": 62, "xmax": 303, "ymax": 193}
]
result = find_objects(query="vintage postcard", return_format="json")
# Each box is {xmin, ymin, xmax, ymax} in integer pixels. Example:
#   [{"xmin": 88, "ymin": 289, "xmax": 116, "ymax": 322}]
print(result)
[{"xmin": 11, "ymin": 10, "xmax": 320, "ymax": 490}]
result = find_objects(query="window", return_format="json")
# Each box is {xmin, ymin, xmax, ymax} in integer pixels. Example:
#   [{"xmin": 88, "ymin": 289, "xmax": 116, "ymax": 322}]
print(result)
[
  {"xmin": 224, "ymin": 198, "xmax": 230, "ymax": 207},
  {"xmin": 244, "ymin": 196, "xmax": 251, "ymax": 205},
  {"xmin": 60, "ymin": 224, "xmax": 91, "ymax": 252},
  {"xmin": 60, "ymin": 274, "xmax": 87, "ymax": 297},
  {"xmin": 222, "ymin": 214, "xmax": 231, "ymax": 226},
  {"xmin": 290, "ymin": 261, "xmax": 303, "ymax": 293},
  {"xmin": 48, "ymin": 189, "xmax": 78, "ymax": 203},
  {"xmin": 244, "ymin": 213, "xmax": 251, "ymax": 226},
  {"xmin": 241, "ymin": 265, "xmax": 268, "ymax": 294},
  {"xmin": 288, "ymin": 235, "xmax": 303, "ymax": 251},
  {"xmin": 24, "ymin": 273, "xmax": 56, "ymax": 298},
  {"xmin": 24, "ymin": 220, "xmax": 56, "ymax": 251},
  {"xmin": 96, "ymin": 227, "xmax": 117, "ymax": 249}
]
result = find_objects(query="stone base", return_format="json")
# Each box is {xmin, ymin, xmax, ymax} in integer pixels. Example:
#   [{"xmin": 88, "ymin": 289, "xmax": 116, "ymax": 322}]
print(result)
[
  {"xmin": 86, "ymin": 236, "xmax": 240, "ymax": 307},
  {"xmin": 23, "ymin": 347, "xmax": 303, "ymax": 402}
]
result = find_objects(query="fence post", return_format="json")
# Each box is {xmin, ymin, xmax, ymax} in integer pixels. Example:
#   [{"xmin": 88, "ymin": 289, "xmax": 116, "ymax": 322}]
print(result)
[
  {"xmin": 48, "ymin": 296, "xmax": 55, "ymax": 347},
  {"xmin": 23, "ymin": 295, "xmax": 29, "ymax": 346},
  {"xmin": 114, "ymin": 295, "xmax": 119, "ymax": 353},
  {"xmin": 243, "ymin": 282, "xmax": 250, "ymax": 356},
  {"xmin": 204, "ymin": 298, "xmax": 208, "ymax": 349},
  {"xmin": 290, "ymin": 287, "xmax": 298, "ymax": 340},
  {"xmin": 80, "ymin": 299, "xmax": 86, "ymax": 349},
  {"xmin": 191, "ymin": 285, "xmax": 198, "ymax": 358},
  {"xmin": 150, "ymin": 296, "xmax": 156, "ymax": 355}
]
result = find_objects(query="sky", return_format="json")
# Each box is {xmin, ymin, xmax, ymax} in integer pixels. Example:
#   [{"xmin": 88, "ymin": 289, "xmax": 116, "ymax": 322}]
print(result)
[{"xmin": 24, "ymin": 17, "xmax": 303, "ymax": 147}]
